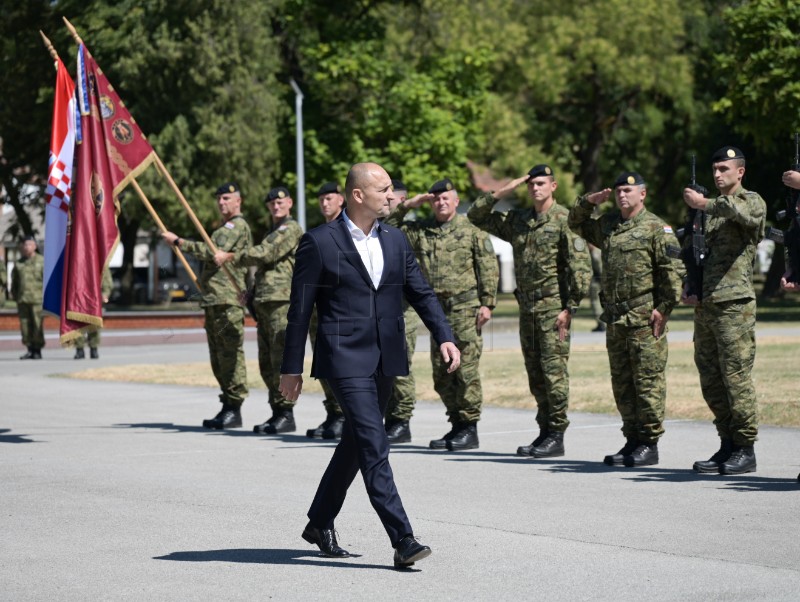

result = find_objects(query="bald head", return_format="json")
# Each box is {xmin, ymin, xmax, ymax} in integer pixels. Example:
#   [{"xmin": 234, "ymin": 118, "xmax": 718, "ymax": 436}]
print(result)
[{"xmin": 344, "ymin": 162, "xmax": 394, "ymax": 228}]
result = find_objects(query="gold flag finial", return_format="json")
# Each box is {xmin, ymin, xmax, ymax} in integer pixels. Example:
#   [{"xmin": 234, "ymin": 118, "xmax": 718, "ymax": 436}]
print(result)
[
  {"xmin": 62, "ymin": 16, "xmax": 84, "ymax": 46},
  {"xmin": 39, "ymin": 30, "xmax": 60, "ymax": 63}
]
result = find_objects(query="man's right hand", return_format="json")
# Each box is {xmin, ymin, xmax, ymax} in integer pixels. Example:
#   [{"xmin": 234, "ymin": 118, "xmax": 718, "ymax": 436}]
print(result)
[
  {"xmin": 493, "ymin": 175, "xmax": 530, "ymax": 199},
  {"xmin": 161, "ymin": 231, "xmax": 178, "ymax": 245},
  {"xmin": 782, "ymin": 170, "xmax": 800, "ymax": 190},
  {"xmin": 403, "ymin": 193, "xmax": 435, "ymax": 209},
  {"xmin": 279, "ymin": 374, "xmax": 303, "ymax": 401},
  {"xmin": 586, "ymin": 189, "xmax": 612, "ymax": 205}
]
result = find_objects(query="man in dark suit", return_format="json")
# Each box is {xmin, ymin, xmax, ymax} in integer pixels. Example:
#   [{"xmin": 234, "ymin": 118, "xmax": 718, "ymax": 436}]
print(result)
[{"xmin": 280, "ymin": 162, "xmax": 461, "ymax": 569}]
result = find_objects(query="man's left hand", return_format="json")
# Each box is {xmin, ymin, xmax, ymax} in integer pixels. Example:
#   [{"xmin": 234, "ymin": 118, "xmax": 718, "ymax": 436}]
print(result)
[
  {"xmin": 476, "ymin": 306, "xmax": 492, "ymax": 330},
  {"xmin": 440, "ymin": 342, "xmax": 461, "ymax": 373},
  {"xmin": 555, "ymin": 309, "xmax": 572, "ymax": 342},
  {"xmin": 649, "ymin": 309, "xmax": 666, "ymax": 337}
]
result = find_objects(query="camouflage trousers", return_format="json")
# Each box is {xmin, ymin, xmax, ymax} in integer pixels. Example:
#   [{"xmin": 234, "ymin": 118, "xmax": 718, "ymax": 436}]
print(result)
[
  {"xmin": 255, "ymin": 301, "xmax": 292, "ymax": 410},
  {"xmin": 386, "ymin": 306, "xmax": 418, "ymax": 422},
  {"xmin": 74, "ymin": 328, "xmax": 101, "ymax": 349},
  {"xmin": 431, "ymin": 305, "xmax": 483, "ymax": 424},
  {"xmin": 693, "ymin": 299, "xmax": 758, "ymax": 445},
  {"xmin": 606, "ymin": 323, "xmax": 667, "ymax": 443},
  {"xmin": 18, "ymin": 302, "xmax": 44, "ymax": 349},
  {"xmin": 519, "ymin": 305, "xmax": 572, "ymax": 433},
  {"xmin": 309, "ymin": 310, "xmax": 343, "ymax": 417},
  {"xmin": 204, "ymin": 305, "xmax": 248, "ymax": 407}
]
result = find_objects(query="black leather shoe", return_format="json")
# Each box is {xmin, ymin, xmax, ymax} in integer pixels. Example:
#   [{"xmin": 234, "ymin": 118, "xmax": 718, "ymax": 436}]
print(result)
[
  {"xmin": 74, "ymin": 348, "xmax": 85, "ymax": 360},
  {"xmin": 202, "ymin": 405, "xmax": 242, "ymax": 429},
  {"xmin": 429, "ymin": 423, "xmax": 459, "ymax": 450},
  {"xmin": 603, "ymin": 438, "xmax": 638, "ymax": 466},
  {"xmin": 531, "ymin": 431, "xmax": 565, "ymax": 458},
  {"xmin": 693, "ymin": 438, "xmax": 733, "ymax": 473},
  {"xmin": 719, "ymin": 445, "xmax": 756, "ymax": 475},
  {"xmin": 306, "ymin": 412, "xmax": 341, "ymax": 438},
  {"xmin": 393, "ymin": 535, "xmax": 431, "ymax": 568},
  {"xmin": 386, "ymin": 420, "xmax": 411, "ymax": 444},
  {"xmin": 623, "ymin": 442, "xmax": 659, "ymax": 467},
  {"xmin": 90, "ymin": 347, "xmax": 99, "ymax": 359},
  {"xmin": 301, "ymin": 522, "xmax": 350, "ymax": 558},
  {"xmin": 447, "ymin": 423, "xmax": 479, "ymax": 451},
  {"xmin": 321, "ymin": 415, "xmax": 345, "ymax": 439},
  {"xmin": 254, "ymin": 410, "xmax": 296, "ymax": 434},
  {"xmin": 516, "ymin": 429, "xmax": 548, "ymax": 456}
]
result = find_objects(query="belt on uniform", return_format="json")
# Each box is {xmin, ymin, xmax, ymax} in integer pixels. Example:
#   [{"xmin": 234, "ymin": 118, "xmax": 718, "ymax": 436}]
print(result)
[
  {"xmin": 515, "ymin": 286, "xmax": 559, "ymax": 303},
  {"xmin": 437, "ymin": 288, "xmax": 479, "ymax": 311},
  {"xmin": 603, "ymin": 292, "xmax": 654, "ymax": 315}
]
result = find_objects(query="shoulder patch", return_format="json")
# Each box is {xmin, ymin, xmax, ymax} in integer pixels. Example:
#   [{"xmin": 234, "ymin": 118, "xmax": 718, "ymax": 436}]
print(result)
[
  {"xmin": 573, "ymin": 237, "xmax": 586, "ymax": 252},
  {"xmin": 484, "ymin": 238, "xmax": 494, "ymax": 252},
  {"xmin": 663, "ymin": 225, "xmax": 674, "ymax": 235},
  {"xmin": 278, "ymin": 225, "xmax": 288, "ymax": 231},
  {"xmin": 224, "ymin": 222, "xmax": 236, "ymax": 229}
]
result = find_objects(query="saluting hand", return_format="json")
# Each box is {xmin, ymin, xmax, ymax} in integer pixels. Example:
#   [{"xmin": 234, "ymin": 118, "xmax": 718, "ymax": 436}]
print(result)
[
  {"xmin": 403, "ymin": 193, "xmax": 435, "ymax": 209},
  {"xmin": 440, "ymin": 342, "xmax": 461, "ymax": 373},
  {"xmin": 586, "ymin": 189, "xmax": 612, "ymax": 205},
  {"xmin": 493, "ymin": 174, "xmax": 531, "ymax": 199}
]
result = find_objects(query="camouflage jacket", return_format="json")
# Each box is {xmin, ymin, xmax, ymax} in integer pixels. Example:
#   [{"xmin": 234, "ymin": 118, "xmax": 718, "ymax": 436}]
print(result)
[
  {"xmin": 181, "ymin": 215, "xmax": 252, "ymax": 307},
  {"xmin": 235, "ymin": 217, "xmax": 303, "ymax": 302},
  {"xmin": 11, "ymin": 253, "xmax": 43, "ymax": 304},
  {"xmin": 569, "ymin": 197, "xmax": 684, "ymax": 327},
  {"xmin": 385, "ymin": 206, "xmax": 498, "ymax": 309},
  {"xmin": 468, "ymin": 192, "xmax": 591, "ymax": 311},
  {"xmin": 701, "ymin": 186, "xmax": 766, "ymax": 303}
]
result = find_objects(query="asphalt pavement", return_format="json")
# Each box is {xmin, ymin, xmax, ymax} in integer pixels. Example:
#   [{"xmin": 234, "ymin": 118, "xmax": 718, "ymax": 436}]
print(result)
[{"xmin": 2, "ymin": 333, "xmax": 799, "ymax": 601}]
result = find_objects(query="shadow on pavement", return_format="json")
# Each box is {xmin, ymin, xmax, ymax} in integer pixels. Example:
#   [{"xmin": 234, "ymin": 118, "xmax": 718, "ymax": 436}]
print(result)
[
  {"xmin": 113, "ymin": 423, "xmax": 256, "ymax": 437},
  {"xmin": 153, "ymin": 548, "xmax": 408, "ymax": 571},
  {"xmin": 0, "ymin": 428, "xmax": 36, "ymax": 444}
]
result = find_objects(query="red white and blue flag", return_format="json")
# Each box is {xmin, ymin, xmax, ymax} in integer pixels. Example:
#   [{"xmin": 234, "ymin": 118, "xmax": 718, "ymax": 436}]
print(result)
[{"xmin": 42, "ymin": 57, "xmax": 77, "ymax": 317}]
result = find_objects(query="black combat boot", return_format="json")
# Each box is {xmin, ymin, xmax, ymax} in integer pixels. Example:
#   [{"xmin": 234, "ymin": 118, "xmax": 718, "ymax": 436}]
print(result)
[
  {"xmin": 719, "ymin": 445, "xmax": 756, "ymax": 475},
  {"xmin": 447, "ymin": 422, "xmax": 479, "ymax": 451},
  {"xmin": 693, "ymin": 438, "xmax": 733, "ymax": 473},
  {"xmin": 321, "ymin": 415, "xmax": 345, "ymax": 439},
  {"xmin": 386, "ymin": 420, "xmax": 412, "ymax": 444},
  {"xmin": 89, "ymin": 347, "xmax": 99, "ymax": 359},
  {"xmin": 531, "ymin": 431, "xmax": 565, "ymax": 458},
  {"xmin": 202, "ymin": 404, "xmax": 242, "ymax": 429},
  {"xmin": 603, "ymin": 438, "xmax": 638, "ymax": 466},
  {"xmin": 74, "ymin": 348, "xmax": 85, "ymax": 359},
  {"xmin": 516, "ymin": 429, "xmax": 548, "ymax": 456},
  {"xmin": 31, "ymin": 348, "xmax": 42, "ymax": 359},
  {"xmin": 429, "ymin": 422, "xmax": 460, "ymax": 450},
  {"xmin": 623, "ymin": 442, "xmax": 659, "ymax": 467},
  {"xmin": 254, "ymin": 409, "xmax": 296, "ymax": 434},
  {"xmin": 20, "ymin": 347, "xmax": 35, "ymax": 360},
  {"xmin": 306, "ymin": 412, "xmax": 341, "ymax": 438}
]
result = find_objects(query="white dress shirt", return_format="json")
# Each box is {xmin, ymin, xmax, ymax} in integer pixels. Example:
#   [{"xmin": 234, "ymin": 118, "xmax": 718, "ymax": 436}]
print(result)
[{"xmin": 343, "ymin": 210, "xmax": 384, "ymax": 288}]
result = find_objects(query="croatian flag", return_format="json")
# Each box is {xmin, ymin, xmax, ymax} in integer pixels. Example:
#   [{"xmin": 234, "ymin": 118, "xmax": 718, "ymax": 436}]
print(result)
[{"xmin": 42, "ymin": 57, "xmax": 77, "ymax": 317}]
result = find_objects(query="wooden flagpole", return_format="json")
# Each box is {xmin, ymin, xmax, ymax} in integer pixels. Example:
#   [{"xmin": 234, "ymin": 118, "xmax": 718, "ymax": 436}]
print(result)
[{"xmin": 61, "ymin": 17, "xmax": 243, "ymax": 295}]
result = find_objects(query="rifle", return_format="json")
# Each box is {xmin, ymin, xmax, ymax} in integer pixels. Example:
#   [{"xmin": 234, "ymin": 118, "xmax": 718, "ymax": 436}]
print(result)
[
  {"xmin": 766, "ymin": 133, "xmax": 800, "ymax": 283},
  {"xmin": 676, "ymin": 154, "xmax": 709, "ymax": 299}
]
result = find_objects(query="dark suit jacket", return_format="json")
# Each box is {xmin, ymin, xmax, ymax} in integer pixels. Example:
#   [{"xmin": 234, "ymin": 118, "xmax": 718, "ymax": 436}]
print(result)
[{"xmin": 281, "ymin": 214, "xmax": 454, "ymax": 379}]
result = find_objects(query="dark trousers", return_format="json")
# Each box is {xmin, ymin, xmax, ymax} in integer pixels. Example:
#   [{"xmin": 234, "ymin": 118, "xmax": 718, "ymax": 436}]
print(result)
[{"xmin": 307, "ymin": 372, "xmax": 412, "ymax": 546}]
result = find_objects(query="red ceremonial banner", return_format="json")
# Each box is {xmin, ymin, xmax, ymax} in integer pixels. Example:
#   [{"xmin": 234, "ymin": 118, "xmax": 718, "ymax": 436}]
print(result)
[{"xmin": 60, "ymin": 44, "xmax": 156, "ymax": 343}]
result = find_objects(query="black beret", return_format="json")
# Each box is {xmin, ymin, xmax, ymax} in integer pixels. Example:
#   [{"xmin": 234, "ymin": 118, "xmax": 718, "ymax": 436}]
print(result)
[
  {"xmin": 21, "ymin": 235, "xmax": 36, "ymax": 243},
  {"xmin": 428, "ymin": 178, "xmax": 455, "ymax": 194},
  {"xmin": 613, "ymin": 171, "xmax": 646, "ymax": 188},
  {"xmin": 265, "ymin": 186, "xmax": 291, "ymax": 202},
  {"xmin": 213, "ymin": 182, "xmax": 240, "ymax": 196},
  {"xmin": 528, "ymin": 164, "xmax": 554, "ymax": 179},
  {"xmin": 316, "ymin": 182, "xmax": 342, "ymax": 196},
  {"xmin": 711, "ymin": 146, "xmax": 745, "ymax": 163},
  {"xmin": 391, "ymin": 179, "xmax": 407, "ymax": 192}
]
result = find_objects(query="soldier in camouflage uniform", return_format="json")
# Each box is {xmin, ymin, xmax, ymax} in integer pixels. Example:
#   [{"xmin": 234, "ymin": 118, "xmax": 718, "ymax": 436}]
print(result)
[
  {"xmin": 162, "ymin": 182, "xmax": 252, "ymax": 429},
  {"xmin": 216, "ymin": 186, "xmax": 302, "ymax": 435},
  {"xmin": 306, "ymin": 181, "xmax": 346, "ymax": 440},
  {"xmin": 385, "ymin": 177, "xmax": 499, "ymax": 451},
  {"xmin": 569, "ymin": 171, "xmax": 683, "ymax": 467},
  {"xmin": 73, "ymin": 266, "xmax": 113, "ymax": 359},
  {"xmin": 11, "ymin": 236, "xmax": 45, "ymax": 359},
  {"xmin": 683, "ymin": 147, "xmax": 766, "ymax": 475},
  {"xmin": 382, "ymin": 179, "xmax": 420, "ymax": 445},
  {"xmin": 468, "ymin": 164, "xmax": 591, "ymax": 458}
]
